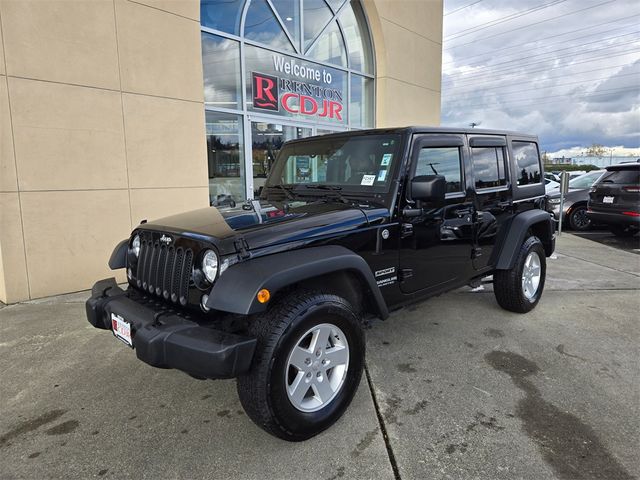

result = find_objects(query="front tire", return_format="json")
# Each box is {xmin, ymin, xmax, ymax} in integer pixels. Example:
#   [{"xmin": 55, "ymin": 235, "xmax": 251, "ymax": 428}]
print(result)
[
  {"xmin": 237, "ymin": 291, "xmax": 365, "ymax": 441},
  {"xmin": 568, "ymin": 205, "xmax": 591, "ymax": 231},
  {"xmin": 494, "ymin": 236, "xmax": 546, "ymax": 313}
]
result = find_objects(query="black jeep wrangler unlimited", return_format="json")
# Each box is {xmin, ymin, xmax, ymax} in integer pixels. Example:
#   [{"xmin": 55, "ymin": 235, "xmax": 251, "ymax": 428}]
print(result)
[{"xmin": 86, "ymin": 127, "xmax": 554, "ymax": 441}]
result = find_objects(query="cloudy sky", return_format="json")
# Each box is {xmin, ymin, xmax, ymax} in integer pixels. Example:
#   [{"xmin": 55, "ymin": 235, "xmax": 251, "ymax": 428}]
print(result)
[{"xmin": 441, "ymin": 0, "xmax": 640, "ymax": 156}]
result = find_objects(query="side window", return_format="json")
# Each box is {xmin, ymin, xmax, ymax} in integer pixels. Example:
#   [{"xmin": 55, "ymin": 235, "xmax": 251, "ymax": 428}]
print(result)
[
  {"xmin": 472, "ymin": 147, "xmax": 507, "ymax": 190},
  {"xmin": 512, "ymin": 141, "xmax": 542, "ymax": 186},
  {"xmin": 416, "ymin": 147, "xmax": 463, "ymax": 193}
]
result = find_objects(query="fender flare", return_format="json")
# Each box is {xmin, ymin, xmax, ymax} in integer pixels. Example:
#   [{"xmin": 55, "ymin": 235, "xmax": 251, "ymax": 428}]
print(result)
[
  {"xmin": 206, "ymin": 245, "xmax": 389, "ymax": 319},
  {"xmin": 108, "ymin": 239, "xmax": 129, "ymax": 270},
  {"xmin": 495, "ymin": 210, "xmax": 555, "ymax": 270}
]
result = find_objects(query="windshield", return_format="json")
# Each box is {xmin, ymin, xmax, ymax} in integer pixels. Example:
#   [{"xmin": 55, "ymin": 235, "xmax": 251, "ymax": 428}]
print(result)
[
  {"xmin": 568, "ymin": 171, "xmax": 604, "ymax": 189},
  {"xmin": 265, "ymin": 134, "xmax": 402, "ymax": 192}
]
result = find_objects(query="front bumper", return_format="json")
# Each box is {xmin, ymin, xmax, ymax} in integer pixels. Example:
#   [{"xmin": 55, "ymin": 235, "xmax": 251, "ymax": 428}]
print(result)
[{"xmin": 86, "ymin": 278, "xmax": 256, "ymax": 379}]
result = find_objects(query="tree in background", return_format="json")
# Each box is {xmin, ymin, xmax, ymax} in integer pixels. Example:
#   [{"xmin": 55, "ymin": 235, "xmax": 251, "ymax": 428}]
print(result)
[{"xmin": 585, "ymin": 144, "xmax": 606, "ymax": 157}]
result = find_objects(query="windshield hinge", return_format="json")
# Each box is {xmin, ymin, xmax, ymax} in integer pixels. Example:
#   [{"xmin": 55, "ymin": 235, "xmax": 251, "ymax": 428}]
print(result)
[{"xmin": 234, "ymin": 238, "xmax": 251, "ymax": 259}]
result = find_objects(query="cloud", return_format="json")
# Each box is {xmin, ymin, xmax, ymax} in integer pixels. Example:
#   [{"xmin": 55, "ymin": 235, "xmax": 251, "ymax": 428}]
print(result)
[{"xmin": 442, "ymin": 0, "xmax": 640, "ymax": 152}]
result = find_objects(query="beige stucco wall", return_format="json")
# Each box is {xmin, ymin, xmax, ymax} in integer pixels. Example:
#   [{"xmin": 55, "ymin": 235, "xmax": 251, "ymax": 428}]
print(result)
[
  {"xmin": 0, "ymin": 0, "xmax": 208, "ymax": 303},
  {"xmin": 368, "ymin": 0, "xmax": 443, "ymax": 127},
  {"xmin": 0, "ymin": 0, "xmax": 442, "ymax": 303}
]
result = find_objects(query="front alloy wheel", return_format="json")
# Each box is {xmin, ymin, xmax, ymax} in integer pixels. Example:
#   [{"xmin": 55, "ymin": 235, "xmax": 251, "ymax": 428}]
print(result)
[
  {"xmin": 285, "ymin": 323, "xmax": 350, "ymax": 412},
  {"xmin": 237, "ymin": 291, "xmax": 364, "ymax": 441}
]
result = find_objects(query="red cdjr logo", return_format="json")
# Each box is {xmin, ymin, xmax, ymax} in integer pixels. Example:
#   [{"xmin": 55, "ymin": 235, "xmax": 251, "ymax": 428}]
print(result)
[{"xmin": 252, "ymin": 72, "xmax": 279, "ymax": 111}]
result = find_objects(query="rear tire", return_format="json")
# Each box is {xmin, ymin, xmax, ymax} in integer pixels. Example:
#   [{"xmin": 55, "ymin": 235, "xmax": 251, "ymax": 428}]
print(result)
[
  {"xmin": 609, "ymin": 225, "xmax": 639, "ymax": 237},
  {"xmin": 237, "ymin": 291, "xmax": 365, "ymax": 441},
  {"xmin": 568, "ymin": 205, "xmax": 591, "ymax": 231},
  {"xmin": 494, "ymin": 236, "xmax": 546, "ymax": 313}
]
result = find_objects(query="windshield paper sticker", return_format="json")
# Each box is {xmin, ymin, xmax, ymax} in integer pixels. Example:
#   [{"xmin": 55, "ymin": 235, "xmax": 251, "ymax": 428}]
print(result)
[
  {"xmin": 381, "ymin": 153, "xmax": 393, "ymax": 166},
  {"xmin": 361, "ymin": 175, "xmax": 376, "ymax": 186},
  {"xmin": 377, "ymin": 169, "xmax": 387, "ymax": 181}
]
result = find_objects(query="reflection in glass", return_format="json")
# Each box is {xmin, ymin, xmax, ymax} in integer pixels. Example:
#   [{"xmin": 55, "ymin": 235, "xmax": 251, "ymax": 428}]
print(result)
[
  {"xmin": 416, "ymin": 148, "xmax": 462, "ymax": 193},
  {"xmin": 325, "ymin": 0, "xmax": 346, "ymax": 13},
  {"xmin": 251, "ymin": 122, "xmax": 312, "ymax": 196},
  {"xmin": 472, "ymin": 147, "xmax": 508, "ymax": 189},
  {"xmin": 245, "ymin": 0, "xmax": 295, "ymax": 52},
  {"xmin": 201, "ymin": 0, "xmax": 244, "ymax": 35},
  {"xmin": 512, "ymin": 141, "xmax": 542, "ymax": 185},
  {"xmin": 206, "ymin": 111, "xmax": 245, "ymax": 207},
  {"xmin": 350, "ymin": 75, "xmax": 374, "ymax": 128},
  {"xmin": 306, "ymin": 20, "xmax": 347, "ymax": 67},
  {"xmin": 304, "ymin": 0, "xmax": 333, "ymax": 50},
  {"xmin": 339, "ymin": 1, "xmax": 373, "ymax": 73},
  {"xmin": 271, "ymin": 0, "xmax": 301, "ymax": 51},
  {"xmin": 202, "ymin": 33, "xmax": 242, "ymax": 109}
]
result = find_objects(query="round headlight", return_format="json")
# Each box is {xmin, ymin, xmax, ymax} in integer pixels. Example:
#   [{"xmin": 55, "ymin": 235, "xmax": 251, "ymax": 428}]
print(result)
[
  {"xmin": 202, "ymin": 250, "xmax": 218, "ymax": 283},
  {"xmin": 131, "ymin": 235, "xmax": 141, "ymax": 257}
]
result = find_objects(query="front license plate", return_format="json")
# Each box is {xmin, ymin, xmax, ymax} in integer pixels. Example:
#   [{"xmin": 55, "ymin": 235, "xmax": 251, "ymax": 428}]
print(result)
[
  {"xmin": 603, "ymin": 196, "xmax": 615, "ymax": 204},
  {"xmin": 111, "ymin": 313, "xmax": 133, "ymax": 347}
]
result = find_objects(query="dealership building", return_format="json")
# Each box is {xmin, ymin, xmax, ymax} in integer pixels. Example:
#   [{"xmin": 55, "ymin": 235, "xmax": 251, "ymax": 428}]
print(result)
[{"xmin": 0, "ymin": 0, "xmax": 443, "ymax": 303}]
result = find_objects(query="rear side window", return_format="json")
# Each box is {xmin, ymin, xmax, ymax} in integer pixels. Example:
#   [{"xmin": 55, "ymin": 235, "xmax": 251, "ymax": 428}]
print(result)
[
  {"xmin": 512, "ymin": 141, "xmax": 542, "ymax": 186},
  {"xmin": 598, "ymin": 169, "xmax": 640, "ymax": 185},
  {"xmin": 416, "ymin": 147, "xmax": 463, "ymax": 193},
  {"xmin": 472, "ymin": 147, "xmax": 507, "ymax": 189}
]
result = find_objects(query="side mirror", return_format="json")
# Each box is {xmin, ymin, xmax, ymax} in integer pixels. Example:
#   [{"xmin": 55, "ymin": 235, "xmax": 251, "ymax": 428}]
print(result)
[{"xmin": 410, "ymin": 175, "xmax": 446, "ymax": 207}]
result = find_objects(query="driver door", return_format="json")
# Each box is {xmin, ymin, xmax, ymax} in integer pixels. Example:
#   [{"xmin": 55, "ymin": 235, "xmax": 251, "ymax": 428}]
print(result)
[{"xmin": 399, "ymin": 135, "xmax": 475, "ymax": 293}]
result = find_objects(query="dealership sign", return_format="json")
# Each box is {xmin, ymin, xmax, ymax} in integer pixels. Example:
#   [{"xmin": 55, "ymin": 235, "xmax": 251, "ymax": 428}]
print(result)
[{"xmin": 251, "ymin": 54, "xmax": 345, "ymax": 122}]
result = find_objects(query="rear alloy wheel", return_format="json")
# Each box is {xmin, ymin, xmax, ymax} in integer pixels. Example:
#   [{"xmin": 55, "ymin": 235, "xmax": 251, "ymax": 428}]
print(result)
[
  {"xmin": 568, "ymin": 205, "xmax": 591, "ymax": 231},
  {"xmin": 237, "ymin": 291, "xmax": 364, "ymax": 441},
  {"xmin": 494, "ymin": 236, "xmax": 547, "ymax": 313}
]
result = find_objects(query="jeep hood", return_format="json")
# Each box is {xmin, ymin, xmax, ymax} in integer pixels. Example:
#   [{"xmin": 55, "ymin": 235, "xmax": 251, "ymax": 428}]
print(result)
[{"xmin": 139, "ymin": 200, "xmax": 376, "ymax": 254}]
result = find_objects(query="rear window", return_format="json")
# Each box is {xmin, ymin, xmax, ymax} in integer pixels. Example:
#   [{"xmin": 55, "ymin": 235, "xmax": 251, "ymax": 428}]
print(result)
[
  {"xmin": 512, "ymin": 141, "xmax": 542, "ymax": 186},
  {"xmin": 598, "ymin": 169, "xmax": 640, "ymax": 185}
]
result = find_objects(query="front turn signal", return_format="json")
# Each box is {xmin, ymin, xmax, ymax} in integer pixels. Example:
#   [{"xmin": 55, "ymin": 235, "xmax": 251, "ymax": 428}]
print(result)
[{"xmin": 257, "ymin": 289, "xmax": 271, "ymax": 304}]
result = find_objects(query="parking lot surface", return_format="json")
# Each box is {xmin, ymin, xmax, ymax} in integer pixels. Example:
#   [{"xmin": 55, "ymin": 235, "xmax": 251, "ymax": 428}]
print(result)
[{"xmin": 1, "ymin": 233, "xmax": 639, "ymax": 480}]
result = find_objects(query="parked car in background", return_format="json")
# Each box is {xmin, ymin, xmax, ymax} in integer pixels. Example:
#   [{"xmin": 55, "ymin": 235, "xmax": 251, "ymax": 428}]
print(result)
[
  {"xmin": 545, "ymin": 178, "xmax": 560, "ymax": 193},
  {"xmin": 588, "ymin": 163, "xmax": 640, "ymax": 237},
  {"xmin": 546, "ymin": 170, "xmax": 605, "ymax": 230}
]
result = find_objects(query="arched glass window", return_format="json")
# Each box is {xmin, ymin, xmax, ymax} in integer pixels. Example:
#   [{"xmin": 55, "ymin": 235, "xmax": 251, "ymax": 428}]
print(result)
[{"xmin": 201, "ymin": 0, "xmax": 375, "ymax": 205}]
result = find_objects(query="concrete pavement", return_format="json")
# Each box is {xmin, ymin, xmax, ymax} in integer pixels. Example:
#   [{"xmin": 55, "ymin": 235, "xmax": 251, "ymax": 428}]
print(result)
[{"xmin": 1, "ymin": 234, "xmax": 638, "ymax": 479}]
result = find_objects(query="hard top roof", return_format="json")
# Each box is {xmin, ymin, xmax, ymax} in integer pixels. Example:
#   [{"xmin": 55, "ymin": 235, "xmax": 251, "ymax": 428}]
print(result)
[{"xmin": 288, "ymin": 126, "xmax": 538, "ymax": 143}]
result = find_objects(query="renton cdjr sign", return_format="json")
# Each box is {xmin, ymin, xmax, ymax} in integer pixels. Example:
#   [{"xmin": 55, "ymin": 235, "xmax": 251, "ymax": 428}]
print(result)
[{"xmin": 251, "ymin": 54, "xmax": 344, "ymax": 121}]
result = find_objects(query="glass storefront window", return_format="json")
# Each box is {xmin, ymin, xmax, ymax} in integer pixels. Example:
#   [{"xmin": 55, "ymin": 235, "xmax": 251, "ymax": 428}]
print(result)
[
  {"xmin": 303, "ymin": 0, "xmax": 333, "ymax": 50},
  {"xmin": 245, "ymin": 45, "xmax": 348, "ymax": 125},
  {"xmin": 306, "ymin": 20, "xmax": 347, "ymax": 68},
  {"xmin": 245, "ymin": 0, "xmax": 295, "ymax": 52},
  {"xmin": 251, "ymin": 122, "xmax": 313, "ymax": 196},
  {"xmin": 206, "ymin": 111, "xmax": 245, "ymax": 207},
  {"xmin": 271, "ymin": 0, "xmax": 301, "ymax": 51},
  {"xmin": 350, "ymin": 74, "xmax": 374, "ymax": 128},
  {"xmin": 202, "ymin": 33, "xmax": 242, "ymax": 109},
  {"xmin": 201, "ymin": 0, "xmax": 244, "ymax": 35},
  {"xmin": 201, "ymin": 0, "xmax": 376, "ymax": 200},
  {"xmin": 339, "ymin": 1, "xmax": 373, "ymax": 74}
]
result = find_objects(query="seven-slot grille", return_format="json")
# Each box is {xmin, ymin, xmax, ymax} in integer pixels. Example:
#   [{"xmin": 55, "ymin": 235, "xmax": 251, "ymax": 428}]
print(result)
[{"xmin": 135, "ymin": 239, "xmax": 193, "ymax": 305}]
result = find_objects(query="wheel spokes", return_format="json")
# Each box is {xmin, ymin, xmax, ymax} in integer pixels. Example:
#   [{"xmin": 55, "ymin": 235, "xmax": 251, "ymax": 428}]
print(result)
[{"xmin": 323, "ymin": 345, "xmax": 348, "ymax": 367}]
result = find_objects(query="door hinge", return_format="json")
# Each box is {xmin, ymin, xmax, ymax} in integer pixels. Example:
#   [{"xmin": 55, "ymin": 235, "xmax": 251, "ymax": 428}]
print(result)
[
  {"xmin": 401, "ymin": 223, "xmax": 414, "ymax": 239},
  {"xmin": 234, "ymin": 238, "xmax": 251, "ymax": 259},
  {"xmin": 471, "ymin": 247, "xmax": 482, "ymax": 259}
]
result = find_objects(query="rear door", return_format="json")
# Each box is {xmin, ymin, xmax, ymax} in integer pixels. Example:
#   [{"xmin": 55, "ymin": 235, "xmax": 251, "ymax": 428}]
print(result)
[
  {"xmin": 398, "ymin": 134, "xmax": 474, "ymax": 293},
  {"xmin": 467, "ymin": 135, "xmax": 512, "ymax": 271}
]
